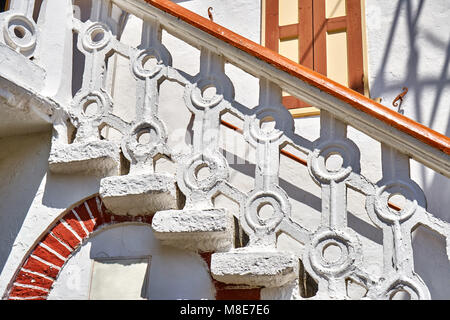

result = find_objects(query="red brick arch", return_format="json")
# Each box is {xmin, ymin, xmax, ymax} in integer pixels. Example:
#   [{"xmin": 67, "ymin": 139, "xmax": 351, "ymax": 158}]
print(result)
[
  {"xmin": 6, "ymin": 195, "xmax": 260, "ymax": 300},
  {"xmin": 6, "ymin": 195, "xmax": 153, "ymax": 300}
]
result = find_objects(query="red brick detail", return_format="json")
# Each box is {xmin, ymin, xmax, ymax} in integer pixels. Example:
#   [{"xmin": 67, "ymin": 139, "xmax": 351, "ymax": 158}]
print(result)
[
  {"xmin": 98, "ymin": 201, "xmax": 112, "ymax": 226},
  {"xmin": 51, "ymin": 222, "xmax": 81, "ymax": 249},
  {"xmin": 86, "ymin": 197, "xmax": 104, "ymax": 226},
  {"xmin": 15, "ymin": 270, "xmax": 54, "ymax": 290},
  {"xmin": 99, "ymin": 212, "xmax": 111, "ymax": 227},
  {"xmin": 22, "ymin": 257, "xmax": 59, "ymax": 279},
  {"xmin": 200, "ymin": 252, "xmax": 212, "ymax": 267},
  {"xmin": 216, "ymin": 288, "xmax": 261, "ymax": 300},
  {"xmin": 110, "ymin": 214, "xmax": 133, "ymax": 224},
  {"xmin": 7, "ymin": 195, "xmax": 157, "ymax": 300},
  {"xmin": 40, "ymin": 233, "xmax": 72, "ymax": 258},
  {"xmin": 139, "ymin": 215, "xmax": 154, "ymax": 225},
  {"xmin": 64, "ymin": 211, "xmax": 88, "ymax": 239},
  {"xmin": 33, "ymin": 245, "xmax": 65, "ymax": 267},
  {"xmin": 9, "ymin": 195, "xmax": 256, "ymax": 301},
  {"xmin": 9, "ymin": 285, "xmax": 48, "ymax": 298},
  {"xmin": 200, "ymin": 252, "xmax": 261, "ymax": 300},
  {"xmin": 73, "ymin": 203, "xmax": 95, "ymax": 233}
]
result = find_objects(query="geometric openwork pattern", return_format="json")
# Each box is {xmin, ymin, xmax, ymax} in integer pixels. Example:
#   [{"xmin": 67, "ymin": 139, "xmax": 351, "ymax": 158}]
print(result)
[{"xmin": 1, "ymin": 0, "xmax": 449, "ymax": 300}]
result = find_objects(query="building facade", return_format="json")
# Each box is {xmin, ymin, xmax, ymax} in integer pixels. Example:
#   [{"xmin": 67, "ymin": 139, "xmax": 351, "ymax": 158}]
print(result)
[{"xmin": 0, "ymin": 0, "xmax": 449, "ymax": 300}]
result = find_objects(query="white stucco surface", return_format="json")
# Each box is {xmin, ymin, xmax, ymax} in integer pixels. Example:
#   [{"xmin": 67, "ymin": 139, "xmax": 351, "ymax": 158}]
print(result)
[
  {"xmin": 365, "ymin": 0, "xmax": 450, "ymax": 299},
  {"xmin": 0, "ymin": 132, "xmax": 103, "ymax": 296},
  {"xmin": 0, "ymin": 0, "xmax": 449, "ymax": 300},
  {"xmin": 48, "ymin": 224, "xmax": 215, "ymax": 300}
]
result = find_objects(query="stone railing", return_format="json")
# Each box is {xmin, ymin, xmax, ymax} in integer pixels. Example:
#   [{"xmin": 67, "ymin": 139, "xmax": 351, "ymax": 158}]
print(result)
[
  {"xmin": 0, "ymin": 0, "xmax": 70, "ymax": 135},
  {"xmin": 5, "ymin": 0, "xmax": 450, "ymax": 299},
  {"xmin": 0, "ymin": 0, "xmax": 37, "ymax": 58}
]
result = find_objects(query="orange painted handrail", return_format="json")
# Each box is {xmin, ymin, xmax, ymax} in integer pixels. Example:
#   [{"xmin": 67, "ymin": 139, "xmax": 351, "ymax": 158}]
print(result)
[{"xmin": 145, "ymin": 0, "xmax": 450, "ymax": 156}]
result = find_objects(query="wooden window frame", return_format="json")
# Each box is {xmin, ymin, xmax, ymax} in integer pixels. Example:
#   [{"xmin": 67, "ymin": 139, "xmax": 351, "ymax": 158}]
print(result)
[
  {"xmin": 265, "ymin": 0, "xmax": 365, "ymax": 111},
  {"xmin": 0, "ymin": 0, "xmax": 9, "ymax": 12}
]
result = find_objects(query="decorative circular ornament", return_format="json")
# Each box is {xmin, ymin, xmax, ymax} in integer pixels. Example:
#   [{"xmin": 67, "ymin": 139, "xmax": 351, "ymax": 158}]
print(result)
[
  {"xmin": 243, "ymin": 189, "xmax": 289, "ymax": 233},
  {"xmin": 379, "ymin": 276, "xmax": 430, "ymax": 300},
  {"xmin": 181, "ymin": 152, "xmax": 228, "ymax": 192},
  {"xmin": 81, "ymin": 22, "xmax": 112, "ymax": 52},
  {"xmin": 247, "ymin": 111, "xmax": 284, "ymax": 144},
  {"xmin": 3, "ymin": 14, "xmax": 37, "ymax": 56},
  {"xmin": 123, "ymin": 120, "xmax": 167, "ymax": 163},
  {"xmin": 132, "ymin": 49, "xmax": 164, "ymax": 79},
  {"xmin": 367, "ymin": 179, "xmax": 426, "ymax": 225},
  {"xmin": 308, "ymin": 139, "xmax": 359, "ymax": 184},
  {"xmin": 308, "ymin": 228, "xmax": 361, "ymax": 279},
  {"xmin": 70, "ymin": 90, "xmax": 111, "ymax": 126},
  {"xmin": 187, "ymin": 78, "xmax": 224, "ymax": 111}
]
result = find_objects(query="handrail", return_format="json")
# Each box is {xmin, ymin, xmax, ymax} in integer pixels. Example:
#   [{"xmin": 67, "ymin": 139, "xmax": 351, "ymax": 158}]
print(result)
[
  {"xmin": 114, "ymin": 0, "xmax": 450, "ymax": 177},
  {"xmin": 143, "ymin": 0, "xmax": 449, "ymax": 152}
]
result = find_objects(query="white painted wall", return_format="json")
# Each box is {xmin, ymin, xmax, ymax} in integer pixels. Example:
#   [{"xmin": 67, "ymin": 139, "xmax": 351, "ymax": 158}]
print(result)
[
  {"xmin": 0, "ymin": 0, "xmax": 263, "ymax": 299},
  {"xmin": 0, "ymin": 0, "xmax": 449, "ymax": 300},
  {"xmin": 365, "ymin": 0, "xmax": 450, "ymax": 299},
  {"xmin": 0, "ymin": 132, "xmax": 103, "ymax": 296},
  {"xmin": 48, "ymin": 224, "xmax": 215, "ymax": 300}
]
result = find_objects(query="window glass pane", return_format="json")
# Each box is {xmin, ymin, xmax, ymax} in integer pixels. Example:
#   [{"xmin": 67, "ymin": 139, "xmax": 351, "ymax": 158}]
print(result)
[
  {"xmin": 279, "ymin": 38, "xmax": 299, "ymax": 63},
  {"xmin": 326, "ymin": 31, "xmax": 348, "ymax": 86},
  {"xmin": 89, "ymin": 256, "xmax": 151, "ymax": 300},
  {"xmin": 326, "ymin": 0, "xmax": 346, "ymax": 18},
  {"xmin": 279, "ymin": 0, "xmax": 298, "ymax": 26}
]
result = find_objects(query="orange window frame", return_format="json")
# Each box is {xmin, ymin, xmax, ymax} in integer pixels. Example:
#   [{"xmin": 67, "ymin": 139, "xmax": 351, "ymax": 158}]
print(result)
[{"xmin": 265, "ymin": 0, "xmax": 365, "ymax": 110}]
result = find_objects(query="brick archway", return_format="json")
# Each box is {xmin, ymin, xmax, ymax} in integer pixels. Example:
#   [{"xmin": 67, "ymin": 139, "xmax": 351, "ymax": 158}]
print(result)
[
  {"xmin": 6, "ymin": 195, "xmax": 153, "ymax": 300},
  {"xmin": 5, "ymin": 195, "xmax": 261, "ymax": 300}
]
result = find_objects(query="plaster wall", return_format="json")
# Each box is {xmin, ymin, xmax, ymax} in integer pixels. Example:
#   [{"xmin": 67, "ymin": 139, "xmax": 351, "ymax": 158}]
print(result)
[
  {"xmin": 0, "ymin": 0, "xmax": 263, "ymax": 299},
  {"xmin": 0, "ymin": 0, "xmax": 449, "ymax": 300},
  {"xmin": 48, "ymin": 224, "xmax": 214, "ymax": 300},
  {"xmin": 0, "ymin": 133, "xmax": 214, "ymax": 299},
  {"xmin": 365, "ymin": 0, "xmax": 450, "ymax": 299},
  {"xmin": 0, "ymin": 132, "xmax": 102, "ymax": 296}
]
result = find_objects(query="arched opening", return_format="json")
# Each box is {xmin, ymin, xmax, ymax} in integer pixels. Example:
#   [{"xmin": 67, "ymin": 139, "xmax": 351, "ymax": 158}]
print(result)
[{"xmin": 6, "ymin": 195, "xmax": 215, "ymax": 300}]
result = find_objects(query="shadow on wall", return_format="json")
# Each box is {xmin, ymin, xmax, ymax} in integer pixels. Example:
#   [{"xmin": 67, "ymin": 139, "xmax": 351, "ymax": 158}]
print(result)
[
  {"xmin": 368, "ymin": 0, "xmax": 450, "ymax": 211},
  {"xmin": 368, "ymin": 0, "xmax": 450, "ymax": 298},
  {"xmin": 225, "ymin": 150, "xmax": 383, "ymax": 246},
  {"xmin": 0, "ymin": 132, "xmax": 51, "ymax": 275},
  {"xmin": 0, "ymin": 132, "xmax": 102, "ymax": 276},
  {"xmin": 42, "ymin": 174, "xmax": 101, "ymax": 209},
  {"xmin": 369, "ymin": 0, "xmax": 450, "ymax": 137},
  {"xmin": 85, "ymin": 224, "xmax": 215, "ymax": 300}
]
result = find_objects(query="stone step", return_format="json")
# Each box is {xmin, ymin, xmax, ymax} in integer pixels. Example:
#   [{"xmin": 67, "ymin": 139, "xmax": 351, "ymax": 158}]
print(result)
[
  {"xmin": 211, "ymin": 248, "xmax": 298, "ymax": 288},
  {"xmin": 49, "ymin": 140, "xmax": 120, "ymax": 176},
  {"xmin": 100, "ymin": 173, "xmax": 180, "ymax": 216},
  {"xmin": 152, "ymin": 208, "xmax": 234, "ymax": 252}
]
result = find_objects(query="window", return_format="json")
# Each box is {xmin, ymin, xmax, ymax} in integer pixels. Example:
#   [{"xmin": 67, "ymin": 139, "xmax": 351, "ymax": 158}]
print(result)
[
  {"xmin": 89, "ymin": 256, "xmax": 151, "ymax": 300},
  {"xmin": 263, "ymin": 0, "xmax": 366, "ymax": 116},
  {"xmin": 0, "ymin": 0, "xmax": 9, "ymax": 12}
]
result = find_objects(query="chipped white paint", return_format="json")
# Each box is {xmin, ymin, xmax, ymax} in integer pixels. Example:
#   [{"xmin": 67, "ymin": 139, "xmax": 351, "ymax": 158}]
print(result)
[
  {"xmin": 100, "ymin": 173, "xmax": 179, "ymax": 215},
  {"xmin": 49, "ymin": 140, "xmax": 120, "ymax": 176},
  {"xmin": 211, "ymin": 248, "xmax": 298, "ymax": 288},
  {"xmin": 48, "ymin": 224, "xmax": 215, "ymax": 300},
  {"xmin": 0, "ymin": 0, "xmax": 449, "ymax": 301},
  {"xmin": 152, "ymin": 208, "xmax": 234, "ymax": 252}
]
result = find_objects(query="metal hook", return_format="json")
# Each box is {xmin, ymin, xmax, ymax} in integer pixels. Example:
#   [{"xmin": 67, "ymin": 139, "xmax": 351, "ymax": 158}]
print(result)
[
  {"xmin": 392, "ymin": 87, "xmax": 408, "ymax": 114},
  {"xmin": 208, "ymin": 7, "xmax": 214, "ymax": 22}
]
